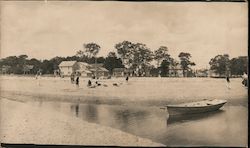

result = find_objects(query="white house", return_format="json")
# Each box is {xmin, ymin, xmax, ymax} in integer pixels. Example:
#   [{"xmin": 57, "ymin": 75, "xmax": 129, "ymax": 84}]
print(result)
[{"xmin": 59, "ymin": 61, "xmax": 78, "ymax": 76}]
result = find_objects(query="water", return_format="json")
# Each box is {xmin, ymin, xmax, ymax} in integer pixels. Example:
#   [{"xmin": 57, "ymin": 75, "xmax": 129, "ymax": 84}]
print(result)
[
  {"xmin": 1, "ymin": 76, "xmax": 248, "ymax": 146},
  {"xmin": 30, "ymin": 101, "xmax": 248, "ymax": 146}
]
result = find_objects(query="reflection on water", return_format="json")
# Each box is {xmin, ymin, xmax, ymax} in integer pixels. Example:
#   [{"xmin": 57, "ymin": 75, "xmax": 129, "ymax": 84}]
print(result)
[{"xmin": 34, "ymin": 101, "xmax": 247, "ymax": 146}]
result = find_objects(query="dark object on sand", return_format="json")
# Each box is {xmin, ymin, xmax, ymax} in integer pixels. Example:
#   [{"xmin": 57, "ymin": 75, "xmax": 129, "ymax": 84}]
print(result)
[
  {"xmin": 96, "ymin": 81, "xmax": 101, "ymax": 86},
  {"xmin": 166, "ymin": 99, "xmax": 227, "ymax": 116},
  {"xmin": 126, "ymin": 76, "xmax": 129, "ymax": 81},
  {"xmin": 113, "ymin": 83, "xmax": 118, "ymax": 86},
  {"xmin": 242, "ymin": 79, "xmax": 248, "ymax": 87},
  {"xmin": 226, "ymin": 76, "xmax": 230, "ymax": 83}
]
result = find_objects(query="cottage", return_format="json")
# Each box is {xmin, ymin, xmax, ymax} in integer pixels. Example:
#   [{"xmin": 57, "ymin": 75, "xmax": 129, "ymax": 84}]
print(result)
[
  {"xmin": 59, "ymin": 61, "xmax": 78, "ymax": 76},
  {"xmin": 75, "ymin": 62, "xmax": 92, "ymax": 77},
  {"xmin": 89, "ymin": 64, "xmax": 109, "ymax": 78},
  {"xmin": 113, "ymin": 68, "xmax": 125, "ymax": 77}
]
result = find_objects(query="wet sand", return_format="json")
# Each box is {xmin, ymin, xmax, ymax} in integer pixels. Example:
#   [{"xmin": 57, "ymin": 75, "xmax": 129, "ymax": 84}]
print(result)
[
  {"xmin": 0, "ymin": 98, "xmax": 164, "ymax": 146},
  {"xmin": 0, "ymin": 76, "xmax": 248, "ymax": 146}
]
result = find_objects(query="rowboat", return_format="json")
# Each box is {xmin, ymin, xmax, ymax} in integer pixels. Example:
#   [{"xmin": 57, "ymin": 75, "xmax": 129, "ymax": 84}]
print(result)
[{"xmin": 166, "ymin": 99, "xmax": 227, "ymax": 116}]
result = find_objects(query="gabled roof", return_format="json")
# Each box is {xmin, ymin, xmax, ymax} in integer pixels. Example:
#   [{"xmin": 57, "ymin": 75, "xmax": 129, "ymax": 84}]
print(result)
[
  {"xmin": 59, "ymin": 61, "xmax": 77, "ymax": 67},
  {"xmin": 77, "ymin": 62, "xmax": 89, "ymax": 66},
  {"xmin": 89, "ymin": 67, "xmax": 109, "ymax": 72}
]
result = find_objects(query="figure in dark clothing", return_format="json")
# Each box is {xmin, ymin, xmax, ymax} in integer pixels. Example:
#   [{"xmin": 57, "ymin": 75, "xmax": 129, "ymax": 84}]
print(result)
[
  {"xmin": 96, "ymin": 81, "xmax": 101, "ymax": 86},
  {"xmin": 126, "ymin": 76, "xmax": 129, "ymax": 82},
  {"xmin": 76, "ymin": 76, "xmax": 79, "ymax": 85},
  {"xmin": 88, "ymin": 80, "xmax": 92, "ymax": 87},
  {"xmin": 226, "ymin": 76, "xmax": 230, "ymax": 89},
  {"xmin": 226, "ymin": 76, "xmax": 230, "ymax": 83}
]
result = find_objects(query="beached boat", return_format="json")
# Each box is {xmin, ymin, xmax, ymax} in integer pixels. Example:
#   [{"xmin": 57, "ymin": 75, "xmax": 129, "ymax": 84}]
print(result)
[{"xmin": 166, "ymin": 99, "xmax": 227, "ymax": 116}]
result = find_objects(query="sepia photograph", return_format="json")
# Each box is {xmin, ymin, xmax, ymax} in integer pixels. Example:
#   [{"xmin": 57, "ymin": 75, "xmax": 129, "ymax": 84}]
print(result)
[{"xmin": 0, "ymin": 1, "xmax": 248, "ymax": 147}]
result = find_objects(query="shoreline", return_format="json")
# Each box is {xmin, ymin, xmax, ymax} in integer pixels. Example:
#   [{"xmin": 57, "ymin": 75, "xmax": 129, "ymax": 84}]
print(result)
[{"xmin": 0, "ymin": 98, "xmax": 165, "ymax": 146}]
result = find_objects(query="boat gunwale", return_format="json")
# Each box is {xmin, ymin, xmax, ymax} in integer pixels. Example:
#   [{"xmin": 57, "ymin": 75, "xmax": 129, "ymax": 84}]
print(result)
[{"xmin": 166, "ymin": 101, "xmax": 227, "ymax": 108}]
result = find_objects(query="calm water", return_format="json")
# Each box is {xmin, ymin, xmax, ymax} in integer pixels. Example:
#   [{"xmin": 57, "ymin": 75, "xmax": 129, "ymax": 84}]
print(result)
[
  {"xmin": 1, "ymin": 76, "xmax": 248, "ymax": 146},
  {"xmin": 30, "ymin": 101, "xmax": 248, "ymax": 146}
]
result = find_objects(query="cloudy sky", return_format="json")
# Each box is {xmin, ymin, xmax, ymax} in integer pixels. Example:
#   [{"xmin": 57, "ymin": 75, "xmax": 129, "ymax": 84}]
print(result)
[{"xmin": 0, "ymin": 1, "xmax": 248, "ymax": 68}]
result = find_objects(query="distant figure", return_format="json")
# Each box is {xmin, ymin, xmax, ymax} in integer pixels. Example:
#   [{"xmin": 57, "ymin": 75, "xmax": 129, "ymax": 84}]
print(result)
[
  {"xmin": 71, "ymin": 74, "xmax": 75, "ymax": 83},
  {"xmin": 242, "ymin": 72, "xmax": 248, "ymax": 87},
  {"xmin": 226, "ymin": 76, "xmax": 230, "ymax": 89},
  {"xmin": 76, "ymin": 76, "xmax": 79, "ymax": 86},
  {"xmin": 88, "ymin": 80, "xmax": 92, "ymax": 87},
  {"xmin": 96, "ymin": 81, "xmax": 101, "ymax": 86},
  {"xmin": 126, "ymin": 76, "xmax": 129, "ymax": 82}
]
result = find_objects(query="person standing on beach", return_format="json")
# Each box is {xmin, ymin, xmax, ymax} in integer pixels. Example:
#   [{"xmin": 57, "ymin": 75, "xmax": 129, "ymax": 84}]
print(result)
[
  {"xmin": 126, "ymin": 76, "xmax": 129, "ymax": 82},
  {"xmin": 226, "ymin": 76, "xmax": 230, "ymax": 89},
  {"xmin": 76, "ymin": 76, "xmax": 79, "ymax": 86}
]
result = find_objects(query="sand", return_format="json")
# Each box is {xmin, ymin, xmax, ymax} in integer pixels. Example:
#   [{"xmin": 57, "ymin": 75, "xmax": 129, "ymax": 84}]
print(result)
[{"xmin": 0, "ymin": 98, "xmax": 164, "ymax": 146}]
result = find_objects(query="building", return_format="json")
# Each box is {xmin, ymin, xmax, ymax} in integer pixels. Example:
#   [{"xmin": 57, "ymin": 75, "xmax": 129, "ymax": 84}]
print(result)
[
  {"xmin": 59, "ymin": 61, "xmax": 78, "ymax": 76},
  {"xmin": 113, "ymin": 68, "xmax": 126, "ymax": 77},
  {"xmin": 89, "ymin": 64, "xmax": 109, "ymax": 78},
  {"xmin": 168, "ymin": 65, "xmax": 184, "ymax": 77},
  {"xmin": 195, "ymin": 69, "xmax": 209, "ymax": 77},
  {"xmin": 75, "ymin": 62, "xmax": 92, "ymax": 77}
]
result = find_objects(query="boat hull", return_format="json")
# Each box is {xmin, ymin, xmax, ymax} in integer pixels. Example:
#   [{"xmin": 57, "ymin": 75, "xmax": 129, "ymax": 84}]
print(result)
[{"xmin": 166, "ymin": 100, "xmax": 227, "ymax": 116}]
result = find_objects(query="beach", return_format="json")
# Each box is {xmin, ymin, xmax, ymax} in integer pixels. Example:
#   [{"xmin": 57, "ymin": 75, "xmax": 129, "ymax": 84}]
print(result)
[{"xmin": 0, "ymin": 75, "xmax": 248, "ymax": 146}]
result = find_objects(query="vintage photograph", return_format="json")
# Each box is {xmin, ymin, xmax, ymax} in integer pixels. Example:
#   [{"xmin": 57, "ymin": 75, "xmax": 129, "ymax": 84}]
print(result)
[{"xmin": 0, "ymin": 1, "xmax": 248, "ymax": 147}]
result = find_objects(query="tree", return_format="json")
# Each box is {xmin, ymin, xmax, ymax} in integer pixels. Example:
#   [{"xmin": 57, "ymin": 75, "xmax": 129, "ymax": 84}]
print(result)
[
  {"xmin": 230, "ymin": 56, "xmax": 247, "ymax": 76},
  {"xmin": 83, "ymin": 43, "xmax": 101, "ymax": 58},
  {"xmin": 160, "ymin": 59, "xmax": 171, "ymax": 77},
  {"xmin": 178, "ymin": 52, "xmax": 195, "ymax": 77},
  {"xmin": 115, "ymin": 41, "xmax": 134, "ymax": 67},
  {"xmin": 103, "ymin": 52, "xmax": 124, "ymax": 74},
  {"xmin": 209, "ymin": 54, "xmax": 230, "ymax": 77},
  {"xmin": 154, "ymin": 46, "xmax": 170, "ymax": 67},
  {"xmin": 76, "ymin": 43, "xmax": 101, "ymax": 63}
]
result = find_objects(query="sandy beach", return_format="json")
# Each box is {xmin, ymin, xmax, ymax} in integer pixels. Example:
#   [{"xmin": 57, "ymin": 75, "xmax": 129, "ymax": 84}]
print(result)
[{"xmin": 0, "ymin": 75, "xmax": 248, "ymax": 146}]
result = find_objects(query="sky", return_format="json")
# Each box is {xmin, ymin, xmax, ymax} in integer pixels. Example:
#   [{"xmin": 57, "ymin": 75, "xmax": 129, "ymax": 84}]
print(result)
[{"xmin": 0, "ymin": 1, "xmax": 248, "ymax": 69}]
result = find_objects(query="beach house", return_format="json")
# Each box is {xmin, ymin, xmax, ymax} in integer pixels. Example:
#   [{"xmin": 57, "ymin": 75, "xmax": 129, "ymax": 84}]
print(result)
[
  {"xmin": 75, "ymin": 62, "xmax": 92, "ymax": 77},
  {"xmin": 59, "ymin": 61, "xmax": 78, "ymax": 76},
  {"xmin": 89, "ymin": 64, "xmax": 109, "ymax": 78}
]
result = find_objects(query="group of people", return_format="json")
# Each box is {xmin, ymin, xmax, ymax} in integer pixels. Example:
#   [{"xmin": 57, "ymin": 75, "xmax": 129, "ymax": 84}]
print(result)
[
  {"xmin": 70, "ymin": 73, "xmax": 129, "ymax": 88},
  {"xmin": 70, "ymin": 73, "xmax": 80, "ymax": 85}
]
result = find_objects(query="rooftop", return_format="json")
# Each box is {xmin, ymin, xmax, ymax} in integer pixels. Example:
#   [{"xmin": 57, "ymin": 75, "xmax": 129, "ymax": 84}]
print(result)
[{"xmin": 59, "ymin": 61, "xmax": 77, "ymax": 67}]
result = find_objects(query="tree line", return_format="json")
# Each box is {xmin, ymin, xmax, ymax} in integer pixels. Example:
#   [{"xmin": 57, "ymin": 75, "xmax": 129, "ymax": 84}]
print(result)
[{"xmin": 0, "ymin": 41, "xmax": 247, "ymax": 77}]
